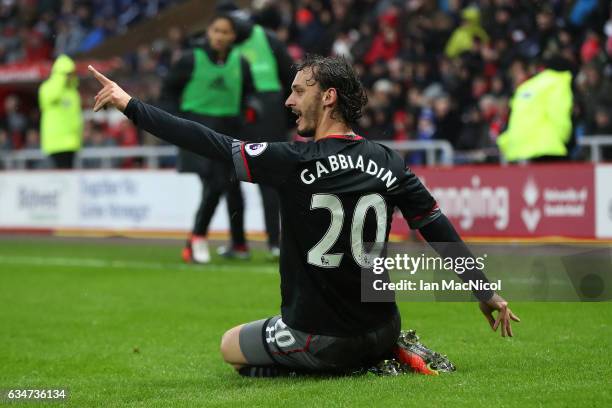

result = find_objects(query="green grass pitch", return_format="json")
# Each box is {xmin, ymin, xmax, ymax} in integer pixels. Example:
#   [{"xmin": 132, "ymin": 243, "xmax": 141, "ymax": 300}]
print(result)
[{"xmin": 1, "ymin": 237, "xmax": 611, "ymax": 407}]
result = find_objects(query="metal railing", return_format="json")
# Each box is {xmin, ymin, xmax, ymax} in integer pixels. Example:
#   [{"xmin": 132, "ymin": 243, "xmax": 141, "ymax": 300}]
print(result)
[
  {"xmin": 380, "ymin": 140, "xmax": 454, "ymax": 165},
  {"xmin": 0, "ymin": 148, "xmax": 44, "ymax": 169},
  {"xmin": 0, "ymin": 140, "xmax": 453, "ymax": 169},
  {"xmin": 577, "ymin": 135, "xmax": 612, "ymax": 162},
  {"xmin": 1, "ymin": 136, "xmax": 610, "ymax": 169},
  {"xmin": 76, "ymin": 145, "xmax": 178, "ymax": 168},
  {"xmin": 0, "ymin": 146, "xmax": 178, "ymax": 169}
]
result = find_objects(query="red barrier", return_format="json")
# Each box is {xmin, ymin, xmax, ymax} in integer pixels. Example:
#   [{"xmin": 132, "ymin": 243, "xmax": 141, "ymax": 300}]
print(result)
[{"xmin": 391, "ymin": 164, "xmax": 595, "ymax": 239}]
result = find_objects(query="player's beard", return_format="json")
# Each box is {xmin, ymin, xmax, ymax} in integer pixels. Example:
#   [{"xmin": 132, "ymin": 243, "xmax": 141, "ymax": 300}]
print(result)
[{"xmin": 296, "ymin": 99, "xmax": 320, "ymax": 138}]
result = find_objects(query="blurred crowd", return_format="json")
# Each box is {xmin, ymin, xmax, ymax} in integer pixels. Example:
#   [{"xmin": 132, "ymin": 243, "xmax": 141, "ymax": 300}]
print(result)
[
  {"xmin": 1, "ymin": 0, "xmax": 612, "ymax": 164},
  {"xmin": 0, "ymin": 0, "xmax": 182, "ymax": 63},
  {"xmin": 272, "ymin": 0, "xmax": 612, "ymax": 160},
  {"xmin": 0, "ymin": 0, "xmax": 182, "ymax": 159}
]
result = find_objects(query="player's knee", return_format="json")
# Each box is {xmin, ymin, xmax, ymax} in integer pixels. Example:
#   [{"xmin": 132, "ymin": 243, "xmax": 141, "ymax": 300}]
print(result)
[
  {"xmin": 219, "ymin": 330, "xmax": 232, "ymax": 362},
  {"xmin": 219, "ymin": 326, "xmax": 242, "ymax": 365}
]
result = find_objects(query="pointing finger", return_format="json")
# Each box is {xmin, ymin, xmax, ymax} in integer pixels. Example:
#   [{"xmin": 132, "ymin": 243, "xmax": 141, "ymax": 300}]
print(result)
[{"xmin": 88, "ymin": 65, "xmax": 112, "ymax": 86}]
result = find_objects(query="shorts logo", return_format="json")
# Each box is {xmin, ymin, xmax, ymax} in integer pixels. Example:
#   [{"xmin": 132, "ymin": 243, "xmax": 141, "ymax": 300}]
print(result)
[
  {"xmin": 265, "ymin": 318, "xmax": 296, "ymax": 347},
  {"xmin": 265, "ymin": 326, "xmax": 276, "ymax": 344},
  {"xmin": 245, "ymin": 143, "xmax": 268, "ymax": 157},
  {"xmin": 273, "ymin": 319, "xmax": 296, "ymax": 348}
]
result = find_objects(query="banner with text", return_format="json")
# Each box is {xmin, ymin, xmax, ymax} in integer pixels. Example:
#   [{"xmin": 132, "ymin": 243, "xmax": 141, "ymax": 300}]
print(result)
[
  {"xmin": 391, "ymin": 164, "xmax": 595, "ymax": 239},
  {"xmin": 0, "ymin": 171, "xmax": 265, "ymax": 233},
  {"xmin": 0, "ymin": 165, "xmax": 602, "ymax": 238}
]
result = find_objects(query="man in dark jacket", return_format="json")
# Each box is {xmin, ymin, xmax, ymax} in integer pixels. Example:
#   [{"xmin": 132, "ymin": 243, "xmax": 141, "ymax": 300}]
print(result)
[
  {"xmin": 159, "ymin": 14, "xmax": 254, "ymax": 263},
  {"xmin": 220, "ymin": 2, "xmax": 295, "ymax": 258}
]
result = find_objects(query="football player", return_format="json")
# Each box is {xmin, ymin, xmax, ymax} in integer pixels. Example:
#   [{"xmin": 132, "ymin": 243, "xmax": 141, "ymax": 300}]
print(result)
[{"xmin": 89, "ymin": 55, "xmax": 519, "ymax": 377}]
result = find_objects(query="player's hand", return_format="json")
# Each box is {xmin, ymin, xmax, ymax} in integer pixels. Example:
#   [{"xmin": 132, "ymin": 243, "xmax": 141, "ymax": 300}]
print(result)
[
  {"xmin": 479, "ymin": 293, "xmax": 520, "ymax": 337},
  {"xmin": 88, "ymin": 65, "xmax": 131, "ymax": 112}
]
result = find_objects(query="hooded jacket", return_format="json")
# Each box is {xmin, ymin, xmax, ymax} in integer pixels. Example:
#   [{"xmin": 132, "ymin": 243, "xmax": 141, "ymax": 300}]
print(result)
[
  {"xmin": 445, "ymin": 7, "xmax": 489, "ymax": 58},
  {"xmin": 39, "ymin": 55, "xmax": 82, "ymax": 155},
  {"xmin": 497, "ymin": 69, "xmax": 573, "ymax": 161}
]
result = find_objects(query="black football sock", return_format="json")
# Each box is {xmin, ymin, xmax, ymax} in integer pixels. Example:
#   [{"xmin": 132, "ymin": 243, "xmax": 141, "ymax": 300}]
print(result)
[{"xmin": 238, "ymin": 366, "xmax": 293, "ymax": 378}]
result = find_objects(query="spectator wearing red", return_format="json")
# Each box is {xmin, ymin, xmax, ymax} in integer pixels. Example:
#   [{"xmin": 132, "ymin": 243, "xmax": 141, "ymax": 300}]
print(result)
[
  {"xmin": 23, "ymin": 29, "xmax": 51, "ymax": 63},
  {"xmin": 580, "ymin": 30, "xmax": 601, "ymax": 64},
  {"xmin": 364, "ymin": 10, "xmax": 400, "ymax": 65}
]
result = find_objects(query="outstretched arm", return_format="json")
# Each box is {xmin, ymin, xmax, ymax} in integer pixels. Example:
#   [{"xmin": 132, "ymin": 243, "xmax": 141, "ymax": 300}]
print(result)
[
  {"xmin": 88, "ymin": 65, "xmax": 233, "ymax": 162},
  {"xmin": 391, "ymin": 163, "xmax": 520, "ymax": 337},
  {"xmin": 419, "ymin": 214, "xmax": 521, "ymax": 337}
]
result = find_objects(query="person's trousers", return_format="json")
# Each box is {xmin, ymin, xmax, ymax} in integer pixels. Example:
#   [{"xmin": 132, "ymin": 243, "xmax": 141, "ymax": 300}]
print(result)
[
  {"xmin": 258, "ymin": 184, "xmax": 280, "ymax": 248},
  {"xmin": 50, "ymin": 151, "xmax": 75, "ymax": 169},
  {"xmin": 193, "ymin": 173, "xmax": 246, "ymax": 247}
]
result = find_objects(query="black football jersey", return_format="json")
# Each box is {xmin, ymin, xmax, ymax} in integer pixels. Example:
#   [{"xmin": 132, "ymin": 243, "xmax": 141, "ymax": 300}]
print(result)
[
  {"xmin": 123, "ymin": 100, "xmax": 442, "ymax": 337},
  {"xmin": 232, "ymin": 135, "xmax": 441, "ymax": 336}
]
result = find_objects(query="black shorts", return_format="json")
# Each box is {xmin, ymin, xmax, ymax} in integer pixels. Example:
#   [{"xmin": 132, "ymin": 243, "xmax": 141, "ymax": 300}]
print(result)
[{"xmin": 238, "ymin": 313, "xmax": 401, "ymax": 372}]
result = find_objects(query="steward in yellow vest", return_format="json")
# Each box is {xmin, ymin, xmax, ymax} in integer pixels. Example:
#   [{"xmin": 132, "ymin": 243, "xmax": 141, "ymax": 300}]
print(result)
[
  {"xmin": 498, "ymin": 62, "xmax": 573, "ymax": 162},
  {"xmin": 39, "ymin": 54, "xmax": 83, "ymax": 168}
]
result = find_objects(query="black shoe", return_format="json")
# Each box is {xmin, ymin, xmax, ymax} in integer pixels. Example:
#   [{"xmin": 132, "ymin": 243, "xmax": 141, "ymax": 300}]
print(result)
[
  {"xmin": 368, "ymin": 358, "xmax": 408, "ymax": 376},
  {"xmin": 216, "ymin": 245, "xmax": 250, "ymax": 260}
]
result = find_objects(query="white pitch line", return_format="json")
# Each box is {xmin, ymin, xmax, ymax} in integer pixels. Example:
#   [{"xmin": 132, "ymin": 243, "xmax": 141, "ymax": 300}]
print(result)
[{"xmin": 0, "ymin": 255, "xmax": 277, "ymax": 274}]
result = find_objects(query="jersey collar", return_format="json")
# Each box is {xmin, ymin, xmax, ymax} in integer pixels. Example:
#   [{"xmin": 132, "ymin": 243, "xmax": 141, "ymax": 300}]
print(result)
[{"xmin": 318, "ymin": 134, "xmax": 364, "ymax": 142}]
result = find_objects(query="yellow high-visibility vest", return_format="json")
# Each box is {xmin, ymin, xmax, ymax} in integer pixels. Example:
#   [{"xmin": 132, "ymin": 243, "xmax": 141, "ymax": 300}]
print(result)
[
  {"xmin": 497, "ymin": 69, "xmax": 573, "ymax": 161},
  {"xmin": 39, "ymin": 55, "xmax": 82, "ymax": 155}
]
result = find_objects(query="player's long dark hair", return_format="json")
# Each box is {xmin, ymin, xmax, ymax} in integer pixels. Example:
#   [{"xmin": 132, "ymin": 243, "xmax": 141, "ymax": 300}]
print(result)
[{"xmin": 295, "ymin": 55, "xmax": 368, "ymax": 126}]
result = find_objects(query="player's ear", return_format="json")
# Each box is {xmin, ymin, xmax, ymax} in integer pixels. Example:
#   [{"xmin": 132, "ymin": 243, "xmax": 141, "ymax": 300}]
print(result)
[{"xmin": 323, "ymin": 88, "xmax": 337, "ymax": 108}]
